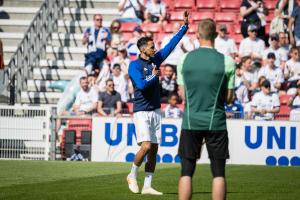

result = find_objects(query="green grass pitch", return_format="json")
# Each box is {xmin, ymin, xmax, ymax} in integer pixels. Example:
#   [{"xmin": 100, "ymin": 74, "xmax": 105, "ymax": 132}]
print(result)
[{"xmin": 0, "ymin": 160, "xmax": 299, "ymax": 200}]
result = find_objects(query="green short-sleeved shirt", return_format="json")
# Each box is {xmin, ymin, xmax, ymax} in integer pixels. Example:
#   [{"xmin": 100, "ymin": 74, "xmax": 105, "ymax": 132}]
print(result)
[{"xmin": 177, "ymin": 47, "xmax": 235, "ymax": 131}]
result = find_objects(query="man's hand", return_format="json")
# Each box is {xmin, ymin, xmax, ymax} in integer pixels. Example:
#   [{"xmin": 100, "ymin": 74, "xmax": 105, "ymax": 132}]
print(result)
[
  {"xmin": 152, "ymin": 67, "xmax": 160, "ymax": 77},
  {"xmin": 183, "ymin": 10, "xmax": 189, "ymax": 26}
]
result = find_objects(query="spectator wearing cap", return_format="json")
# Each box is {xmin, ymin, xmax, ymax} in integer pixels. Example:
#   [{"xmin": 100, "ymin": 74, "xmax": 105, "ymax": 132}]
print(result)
[
  {"xmin": 289, "ymin": 4, "xmax": 300, "ymax": 46},
  {"xmin": 144, "ymin": 0, "xmax": 167, "ymax": 24},
  {"xmin": 258, "ymin": 52, "xmax": 284, "ymax": 92},
  {"xmin": 288, "ymin": 83, "xmax": 300, "ymax": 121},
  {"xmin": 111, "ymin": 63, "xmax": 129, "ymax": 103},
  {"xmin": 263, "ymin": 33, "xmax": 285, "ymax": 69},
  {"xmin": 284, "ymin": 47, "xmax": 300, "ymax": 86},
  {"xmin": 97, "ymin": 79, "xmax": 122, "ymax": 117},
  {"xmin": 251, "ymin": 79, "xmax": 280, "ymax": 120},
  {"xmin": 73, "ymin": 76, "xmax": 98, "ymax": 116},
  {"xmin": 239, "ymin": 24, "xmax": 265, "ymax": 60},
  {"xmin": 118, "ymin": 0, "xmax": 144, "ymax": 23},
  {"xmin": 215, "ymin": 24, "xmax": 238, "ymax": 58},
  {"xmin": 161, "ymin": 22, "xmax": 194, "ymax": 70},
  {"xmin": 160, "ymin": 64, "xmax": 178, "ymax": 103},
  {"xmin": 111, "ymin": 44, "xmax": 130, "ymax": 75},
  {"xmin": 82, "ymin": 14, "xmax": 111, "ymax": 73},
  {"xmin": 126, "ymin": 26, "xmax": 143, "ymax": 60}
]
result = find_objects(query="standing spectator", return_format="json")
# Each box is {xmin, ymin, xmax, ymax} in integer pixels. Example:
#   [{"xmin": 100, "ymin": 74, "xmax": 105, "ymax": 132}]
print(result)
[
  {"xmin": 239, "ymin": 24, "xmax": 265, "ymax": 60},
  {"xmin": 284, "ymin": 47, "xmax": 300, "ymax": 86},
  {"xmin": 111, "ymin": 63, "xmax": 129, "ymax": 103},
  {"xmin": 288, "ymin": 83, "xmax": 300, "ymax": 120},
  {"xmin": 278, "ymin": 32, "xmax": 290, "ymax": 64},
  {"xmin": 73, "ymin": 76, "xmax": 98, "ymax": 116},
  {"xmin": 289, "ymin": 5, "xmax": 300, "ymax": 46},
  {"xmin": 144, "ymin": 0, "xmax": 167, "ymax": 24},
  {"xmin": 161, "ymin": 22, "xmax": 194, "ymax": 70},
  {"xmin": 251, "ymin": 79, "xmax": 280, "ymax": 120},
  {"xmin": 163, "ymin": 93, "xmax": 182, "ymax": 118},
  {"xmin": 263, "ymin": 33, "xmax": 284, "ymax": 68},
  {"xmin": 235, "ymin": 64, "xmax": 250, "ymax": 105},
  {"xmin": 95, "ymin": 61, "xmax": 111, "ymax": 92},
  {"xmin": 240, "ymin": 56, "xmax": 259, "ymax": 92},
  {"xmin": 275, "ymin": 0, "xmax": 298, "ymax": 32},
  {"xmin": 160, "ymin": 65, "xmax": 177, "ymax": 103},
  {"xmin": 97, "ymin": 79, "xmax": 122, "ymax": 116},
  {"xmin": 108, "ymin": 20, "xmax": 123, "ymax": 57},
  {"xmin": 215, "ymin": 24, "xmax": 238, "ymax": 58},
  {"xmin": 258, "ymin": 52, "xmax": 284, "ymax": 92},
  {"xmin": 240, "ymin": 0, "xmax": 267, "ymax": 41},
  {"xmin": 118, "ymin": 0, "xmax": 145, "ymax": 23},
  {"xmin": 83, "ymin": 14, "xmax": 111, "ymax": 73}
]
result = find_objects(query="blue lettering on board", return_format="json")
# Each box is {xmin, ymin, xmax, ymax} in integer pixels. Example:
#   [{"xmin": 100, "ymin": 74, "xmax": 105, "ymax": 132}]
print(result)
[{"xmin": 161, "ymin": 124, "xmax": 178, "ymax": 147}]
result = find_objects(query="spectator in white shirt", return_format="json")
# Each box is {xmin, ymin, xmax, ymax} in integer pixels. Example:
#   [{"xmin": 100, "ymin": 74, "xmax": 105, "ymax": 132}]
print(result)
[
  {"xmin": 288, "ymin": 84, "xmax": 300, "ymax": 121},
  {"xmin": 258, "ymin": 52, "xmax": 284, "ymax": 92},
  {"xmin": 118, "ymin": 0, "xmax": 144, "ymax": 23},
  {"xmin": 235, "ymin": 63, "xmax": 250, "ymax": 105},
  {"xmin": 111, "ymin": 45, "xmax": 131, "ymax": 75},
  {"xmin": 263, "ymin": 33, "xmax": 284, "ymax": 68},
  {"xmin": 161, "ymin": 22, "xmax": 194, "ymax": 68},
  {"xmin": 215, "ymin": 24, "xmax": 238, "ymax": 58},
  {"xmin": 111, "ymin": 63, "xmax": 129, "ymax": 103},
  {"xmin": 239, "ymin": 24, "xmax": 265, "ymax": 60},
  {"xmin": 284, "ymin": 47, "xmax": 300, "ymax": 84},
  {"xmin": 160, "ymin": 64, "xmax": 178, "ymax": 103},
  {"xmin": 144, "ymin": 0, "xmax": 167, "ymax": 24},
  {"xmin": 163, "ymin": 93, "xmax": 182, "ymax": 118},
  {"xmin": 278, "ymin": 32, "xmax": 290, "ymax": 61},
  {"xmin": 240, "ymin": 56, "xmax": 259, "ymax": 92},
  {"xmin": 251, "ymin": 79, "xmax": 280, "ymax": 120},
  {"xmin": 73, "ymin": 76, "xmax": 98, "ymax": 115}
]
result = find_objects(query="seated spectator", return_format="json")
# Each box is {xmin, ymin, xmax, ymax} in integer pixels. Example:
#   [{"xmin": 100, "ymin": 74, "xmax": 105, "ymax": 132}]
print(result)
[
  {"xmin": 69, "ymin": 146, "xmax": 84, "ymax": 161},
  {"xmin": 97, "ymin": 79, "xmax": 122, "ymax": 117},
  {"xmin": 161, "ymin": 22, "xmax": 194, "ymax": 70},
  {"xmin": 251, "ymin": 79, "xmax": 280, "ymax": 120},
  {"xmin": 239, "ymin": 24, "xmax": 265, "ymax": 61},
  {"xmin": 258, "ymin": 52, "xmax": 284, "ymax": 92},
  {"xmin": 240, "ymin": 56, "xmax": 259, "ymax": 92},
  {"xmin": 288, "ymin": 83, "xmax": 300, "ymax": 120},
  {"xmin": 82, "ymin": 14, "xmax": 111, "ymax": 73},
  {"xmin": 215, "ymin": 24, "xmax": 238, "ymax": 58},
  {"xmin": 225, "ymin": 100, "xmax": 244, "ymax": 119},
  {"xmin": 263, "ymin": 33, "xmax": 285, "ymax": 68},
  {"xmin": 284, "ymin": 47, "xmax": 300, "ymax": 87},
  {"xmin": 111, "ymin": 63, "xmax": 129, "ymax": 103},
  {"xmin": 127, "ymin": 26, "xmax": 143, "ymax": 60},
  {"xmin": 73, "ymin": 76, "xmax": 98, "ymax": 116},
  {"xmin": 163, "ymin": 93, "xmax": 182, "ymax": 118},
  {"xmin": 278, "ymin": 32, "xmax": 290, "ymax": 59},
  {"xmin": 144, "ymin": 0, "xmax": 167, "ymax": 24},
  {"xmin": 111, "ymin": 45, "xmax": 130, "ymax": 75},
  {"xmin": 160, "ymin": 65, "xmax": 178, "ymax": 103},
  {"xmin": 118, "ymin": 0, "xmax": 145, "ymax": 23}
]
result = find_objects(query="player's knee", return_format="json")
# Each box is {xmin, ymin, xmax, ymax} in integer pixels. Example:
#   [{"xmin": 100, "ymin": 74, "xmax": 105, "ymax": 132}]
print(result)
[
  {"xmin": 141, "ymin": 142, "xmax": 151, "ymax": 154},
  {"xmin": 210, "ymin": 159, "xmax": 226, "ymax": 178},
  {"xmin": 181, "ymin": 157, "xmax": 196, "ymax": 177}
]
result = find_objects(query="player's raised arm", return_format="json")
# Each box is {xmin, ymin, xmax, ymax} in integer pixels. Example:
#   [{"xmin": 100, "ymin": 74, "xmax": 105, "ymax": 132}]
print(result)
[{"xmin": 154, "ymin": 11, "xmax": 189, "ymax": 66}]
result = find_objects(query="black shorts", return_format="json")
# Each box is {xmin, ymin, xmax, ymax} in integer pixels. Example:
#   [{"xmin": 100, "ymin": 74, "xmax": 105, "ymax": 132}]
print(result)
[{"xmin": 178, "ymin": 129, "xmax": 229, "ymax": 160}]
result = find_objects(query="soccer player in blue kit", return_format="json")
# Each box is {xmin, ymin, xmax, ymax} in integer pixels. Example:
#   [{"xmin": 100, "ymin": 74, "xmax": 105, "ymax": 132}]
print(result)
[{"xmin": 126, "ymin": 11, "xmax": 189, "ymax": 195}]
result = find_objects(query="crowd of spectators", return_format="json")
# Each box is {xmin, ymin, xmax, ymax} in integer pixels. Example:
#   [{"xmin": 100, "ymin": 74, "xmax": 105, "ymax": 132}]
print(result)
[{"xmin": 62, "ymin": 0, "xmax": 300, "ymax": 121}]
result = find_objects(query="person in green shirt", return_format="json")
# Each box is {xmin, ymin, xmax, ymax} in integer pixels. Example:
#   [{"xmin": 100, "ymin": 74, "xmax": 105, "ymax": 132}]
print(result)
[{"xmin": 177, "ymin": 19, "xmax": 235, "ymax": 200}]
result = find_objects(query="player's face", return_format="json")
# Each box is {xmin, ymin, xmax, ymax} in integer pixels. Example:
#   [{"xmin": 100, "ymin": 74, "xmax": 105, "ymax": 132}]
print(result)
[{"xmin": 144, "ymin": 41, "xmax": 156, "ymax": 58}]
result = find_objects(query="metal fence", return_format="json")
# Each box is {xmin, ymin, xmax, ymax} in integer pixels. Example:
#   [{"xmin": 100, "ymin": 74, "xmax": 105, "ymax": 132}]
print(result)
[
  {"xmin": 2, "ymin": 0, "xmax": 69, "ymax": 105},
  {"xmin": 0, "ymin": 105, "xmax": 51, "ymax": 160}
]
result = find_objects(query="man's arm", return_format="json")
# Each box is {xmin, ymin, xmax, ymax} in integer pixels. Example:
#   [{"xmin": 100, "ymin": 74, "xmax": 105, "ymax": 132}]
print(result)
[
  {"xmin": 177, "ymin": 53, "xmax": 188, "ymax": 101},
  {"xmin": 289, "ymin": 16, "xmax": 295, "ymax": 45},
  {"xmin": 154, "ymin": 11, "xmax": 189, "ymax": 66},
  {"xmin": 114, "ymin": 101, "xmax": 122, "ymax": 116},
  {"xmin": 225, "ymin": 56, "xmax": 236, "ymax": 104},
  {"xmin": 97, "ymin": 101, "xmax": 108, "ymax": 116},
  {"xmin": 128, "ymin": 61, "xmax": 159, "ymax": 90}
]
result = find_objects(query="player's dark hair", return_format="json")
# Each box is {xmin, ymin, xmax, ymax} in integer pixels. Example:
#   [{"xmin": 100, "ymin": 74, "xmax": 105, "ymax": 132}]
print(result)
[
  {"xmin": 137, "ymin": 37, "xmax": 153, "ymax": 50},
  {"xmin": 198, "ymin": 19, "xmax": 217, "ymax": 41}
]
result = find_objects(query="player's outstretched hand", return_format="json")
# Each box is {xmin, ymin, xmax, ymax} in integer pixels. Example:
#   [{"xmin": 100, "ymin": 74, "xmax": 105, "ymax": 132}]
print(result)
[{"xmin": 183, "ymin": 10, "xmax": 189, "ymax": 26}]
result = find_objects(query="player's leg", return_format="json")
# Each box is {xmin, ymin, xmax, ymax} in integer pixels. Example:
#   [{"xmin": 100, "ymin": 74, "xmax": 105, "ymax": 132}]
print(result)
[
  {"xmin": 205, "ymin": 130, "xmax": 229, "ymax": 200},
  {"xmin": 178, "ymin": 130, "xmax": 204, "ymax": 200},
  {"xmin": 141, "ymin": 109, "xmax": 162, "ymax": 195}
]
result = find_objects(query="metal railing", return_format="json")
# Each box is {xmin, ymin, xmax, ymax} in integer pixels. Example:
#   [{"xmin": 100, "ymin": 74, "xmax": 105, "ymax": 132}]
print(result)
[{"xmin": 2, "ymin": 0, "xmax": 69, "ymax": 105}]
